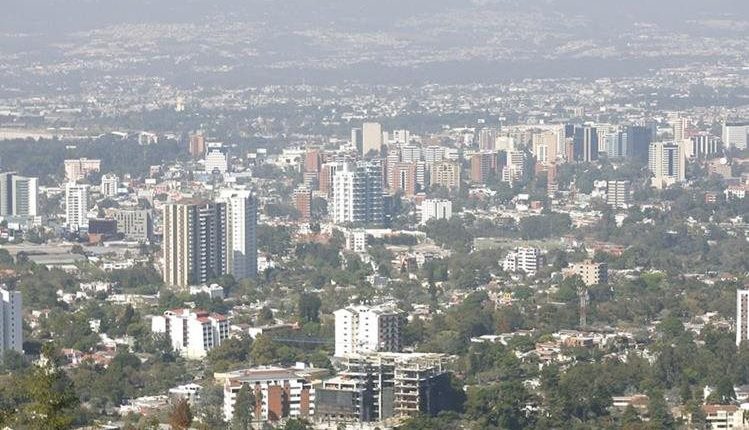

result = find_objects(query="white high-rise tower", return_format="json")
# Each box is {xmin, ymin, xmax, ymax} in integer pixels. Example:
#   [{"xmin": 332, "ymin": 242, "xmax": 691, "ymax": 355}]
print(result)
[
  {"xmin": 737, "ymin": 290, "xmax": 749, "ymax": 347},
  {"xmin": 219, "ymin": 189, "xmax": 258, "ymax": 280},
  {"xmin": 65, "ymin": 183, "xmax": 90, "ymax": 230},
  {"xmin": 0, "ymin": 287, "xmax": 23, "ymax": 357}
]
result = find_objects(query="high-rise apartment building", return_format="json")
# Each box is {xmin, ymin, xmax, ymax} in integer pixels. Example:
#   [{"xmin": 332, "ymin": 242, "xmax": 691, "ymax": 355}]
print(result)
[
  {"xmin": 65, "ymin": 183, "xmax": 90, "ymax": 230},
  {"xmin": 333, "ymin": 304, "xmax": 405, "ymax": 357},
  {"xmin": 389, "ymin": 162, "xmax": 417, "ymax": 196},
  {"xmin": 606, "ymin": 180, "xmax": 631, "ymax": 209},
  {"xmin": 470, "ymin": 152, "xmax": 495, "ymax": 184},
  {"xmin": 502, "ymin": 247, "xmax": 542, "ymax": 274},
  {"xmin": 430, "ymin": 162, "xmax": 461, "ymax": 190},
  {"xmin": 477, "ymin": 128, "xmax": 498, "ymax": 151},
  {"xmin": 319, "ymin": 162, "xmax": 343, "ymax": 197},
  {"xmin": 205, "ymin": 142, "xmax": 229, "ymax": 174},
  {"xmin": 669, "ymin": 116, "xmax": 688, "ymax": 143},
  {"xmin": 399, "ymin": 145, "xmax": 421, "ymax": 163},
  {"xmin": 162, "ymin": 199, "xmax": 228, "ymax": 288},
  {"xmin": 64, "ymin": 158, "xmax": 101, "ymax": 182},
  {"xmin": 151, "ymin": 308, "xmax": 229, "ymax": 359},
  {"xmin": 362, "ymin": 122, "xmax": 383, "ymax": 156},
  {"xmin": 0, "ymin": 172, "xmax": 38, "ymax": 217},
  {"xmin": 218, "ymin": 189, "xmax": 257, "ymax": 281},
  {"xmin": 345, "ymin": 229, "xmax": 368, "ymax": 253},
  {"xmin": 420, "ymin": 199, "xmax": 452, "ymax": 224},
  {"xmin": 502, "ymin": 150, "xmax": 526, "ymax": 184},
  {"xmin": 736, "ymin": 290, "xmax": 749, "ymax": 347},
  {"xmin": 351, "ymin": 128, "xmax": 363, "ymax": 154},
  {"xmin": 332, "ymin": 161, "xmax": 383, "ymax": 225},
  {"xmin": 189, "ymin": 133, "xmax": 206, "ymax": 158},
  {"xmin": 564, "ymin": 260, "xmax": 608, "ymax": 286},
  {"xmin": 0, "ymin": 287, "xmax": 23, "ymax": 358},
  {"xmin": 113, "ymin": 209, "xmax": 153, "ymax": 242},
  {"xmin": 100, "ymin": 173, "xmax": 119, "ymax": 197},
  {"xmin": 304, "ymin": 148, "xmax": 322, "ymax": 174},
  {"xmin": 649, "ymin": 141, "xmax": 686, "ymax": 189},
  {"xmin": 722, "ymin": 122, "xmax": 749, "ymax": 150},
  {"xmin": 391, "ymin": 129, "xmax": 411, "ymax": 145},
  {"xmin": 293, "ymin": 186, "xmax": 313, "ymax": 221},
  {"xmin": 221, "ymin": 367, "xmax": 316, "ymax": 423},
  {"xmin": 532, "ymin": 131, "xmax": 558, "ymax": 166},
  {"xmin": 690, "ymin": 133, "xmax": 720, "ymax": 159},
  {"xmin": 423, "ymin": 146, "xmax": 445, "ymax": 164}
]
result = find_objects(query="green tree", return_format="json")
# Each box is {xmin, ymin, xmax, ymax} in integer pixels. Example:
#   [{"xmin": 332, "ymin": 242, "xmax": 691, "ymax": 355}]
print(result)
[
  {"xmin": 15, "ymin": 345, "xmax": 79, "ymax": 430},
  {"xmin": 231, "ymin": 384, "xmax": 256, "ymax": 430},
  {"xmin": 250, "ymin": 335, "xmax": 279, "ymax": 365},
  {"xmin": 647, "ymin": 389, "xmax": 675, "ymax": 430},
  {"xmin": 465, "ymin": 381, "xmax": 535, "ymax": 429},
  {"xmin": 282, "ymin": 418, "xmax": 312, "ymax": 430},
  {"xmin": 169, "ymin": 398, "xmax": 193, "ymax": 430},
  {"xmin": 298, "ymin": 293, "xmax": 321, "ymax": 323},
  {"xmin": 207, "ymin": 336, "xmax": 251, "ymax": 372}
]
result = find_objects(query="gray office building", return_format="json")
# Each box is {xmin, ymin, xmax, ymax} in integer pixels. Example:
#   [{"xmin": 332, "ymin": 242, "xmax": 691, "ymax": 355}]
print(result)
[{"xmin": 113, "ymin": 209, "xmax": 153, "ymax": 242}]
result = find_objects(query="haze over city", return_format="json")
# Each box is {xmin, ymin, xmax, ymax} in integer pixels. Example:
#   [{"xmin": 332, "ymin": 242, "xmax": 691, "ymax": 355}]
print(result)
[{"xmin": 0, "ymin": 1, "xmax": 748, "ymax": 430}]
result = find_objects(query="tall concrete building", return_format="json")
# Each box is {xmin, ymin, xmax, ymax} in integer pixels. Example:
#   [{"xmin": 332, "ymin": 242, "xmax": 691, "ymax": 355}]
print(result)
[
  {"xmin": 0, "ymin": 287, "xmax": 23, "ymax": 358},
  {"xmin": 572, "ymin": 126, "xmax": 599, "ymax": 162},
  {"xmin": 430, "ymin": 161, "xmax": 461, "ymax": 190},
  {"xmin": 723, "ymin": 122, "xmax": 749, "ymax": 150},
  {"xmin": 351, "ymin": 127, "xmax": 363, "ymax": 154},
  {"xmin": 293, "ymin": 186, "xmax": 313, "ymax": 221},
  {"xmin": 204, "ymin": 142, "xmax": 229, "ymax": 174},
  {"xmin": 162, "ymin": 199, "xmax": 228, "ymax": 288},
  {"xmin": 332, "ymin": 161, "xmax": 383, "ymax": 225},
  {"xmin": 399, "ymin": 145, "xmax": 421, "ymax": 163},
  {"xmin": 502, "ymin": 150, "xmax": 526, "ymax": 184},
  {"xmin": 423, "ymin": 146, "xmax": 445, "ymax": 164},
  {"xmin": 477, "ymin": 128, "xmax": 498, "ymax": 151},
  {"xmin": 470, "ymin": 152, "xmax": 495, "ymax": 184},
  {"xmin": 221, "ymin": 367, "xmax": 315, "ymax": 423},
  {"xmin": 219, "ymin": 189, "xmax": 258, "ymax": 281},
  {"xmin": 189, "ymin": 133, "xmax": 206, "ymax": 158},
  {"xmin": 319, "ymin": 162, "xmax": 343, "ymax": 197},
  {"xmin": 100, "ymin": 173, "xmax": 119, "ymax": 197},
  {"xmin": 64, "ymin": 158, "xmax": 101, "ymax": 182},
  {"xmin": 669, "ymin": 116, "xmax": 688, "ymax": 143},
  {"xmin": 389, "ymin": 162, "xmax": 417, "ymax": 196},
  {"xmin": 420, "ymin": 199, "xmax": 452, "ymax": 224},
  {"xmin": 564, "ymin": 261, "xmax": 608, "ymax": 286},
  {"xmin": 737, "ymin": 290, "xmax": 749, "ymax": 347},
  {"xmin": 317, "ymin": 353, "xmax": 453, "ymax": 422},
  {"xmin": 65, "ymin": 183, "xmax": 90, "ymax": 230},
  {"xmin": 502, "ymin": 247, "xmax": 542, "ymax": 274},
  {"xmin": 649, "ymin": 141, "xmax": 686, "ymax": 189},
  {"xmin": 630, "ymin": 125, "xmax": 653, "ymax": 161},
  {"xmin": 361, "ymin": 122, "xmax": 383, "ymax": 156},
  {"xmin": 304, "ymin": 148, "xmax": 322, "ymax": 174},
  {"xmin": 691, "ymin": 133, "xmax": 720, "ymax": 159},
  {"xmin": 113, "ymin": 209, "xmax": 153, "ymax": 242},
  {"xmin": 151, "ymin": 308, "xmax": 229, "ymax": 359},
  {"xmin": 333, "ymin": 304, "xmax": 405, "ymax": 357},
  {"xmin": 532, "ymin": 130, "xmax": 558, "ymax": 166},
  {"xmin": 0, "ymin": 172, "xmax": 38, "ymax": 217},
  {"xmin": 606, "ymin": 180, "xmax": 631, "ymax": 209}
]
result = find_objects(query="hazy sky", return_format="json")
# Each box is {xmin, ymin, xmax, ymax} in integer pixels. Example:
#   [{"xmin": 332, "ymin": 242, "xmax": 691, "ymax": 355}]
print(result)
[{"xmin": 4, "ymin": 0, "xmax": 748, "ymax": 33}]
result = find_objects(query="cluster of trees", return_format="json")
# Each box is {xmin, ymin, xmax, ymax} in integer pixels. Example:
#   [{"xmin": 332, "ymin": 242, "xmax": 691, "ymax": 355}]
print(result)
[
  {"xmin": 0, "ymin": 136, "xmax": 186, "ymax": 183},
  {"xmin": 399, "ymin": 316, "xmax": 748, "ymax": 429},
  {"xmin": 0, "ymin": 345, "xmax": 82, "ymax": 429}
]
